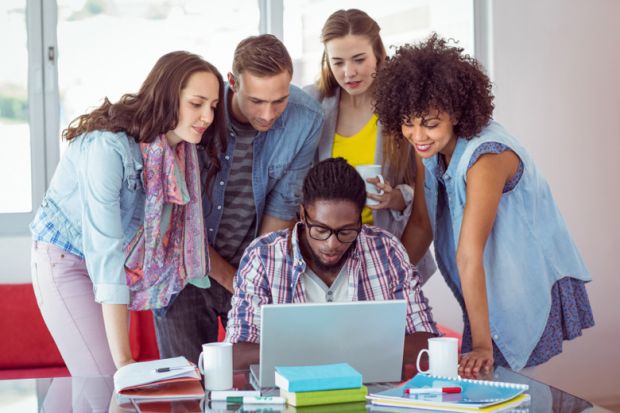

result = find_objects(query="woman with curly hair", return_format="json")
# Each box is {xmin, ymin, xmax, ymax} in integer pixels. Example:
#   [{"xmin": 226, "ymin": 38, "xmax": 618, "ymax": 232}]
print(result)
[
  {"xmin": 304, "ymin": 8, "xmax": 435, "ymax": 280},
  {"xmin": 374, "ymin": 34, "xmax": 594, "ymax": 376},
  {"xmin": 30, "ymin": 51, "xmax": 226, "ymax": 375}
]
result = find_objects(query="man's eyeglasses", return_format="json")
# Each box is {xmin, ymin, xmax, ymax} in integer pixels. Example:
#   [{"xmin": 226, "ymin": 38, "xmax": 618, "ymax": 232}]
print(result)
[{"xmin": 302, "ymin": 208, "xmax": 361, "ymax": 244}]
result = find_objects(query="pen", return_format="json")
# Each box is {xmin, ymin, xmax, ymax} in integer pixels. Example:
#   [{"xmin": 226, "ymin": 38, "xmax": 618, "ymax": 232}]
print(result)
[
  {"xmin": 405, "ymin": 387, "xmax": 462, "ymax": 394},
  {"xmin": 154, "ymin": 366, "xmax": 193, "ymax": 373},
  {"xmin": 209, "ymin": 390, "xmax": 261, "ymax": 401},
  {"xmin": 226, "ymin": 396, "xmax": 286, "ymax": 405}
]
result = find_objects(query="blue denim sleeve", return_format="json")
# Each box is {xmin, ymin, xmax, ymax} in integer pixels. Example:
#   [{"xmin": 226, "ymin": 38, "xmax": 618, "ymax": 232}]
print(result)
[
  {"xmin": 264, "ymin": 110, "xmax": 324, "ymax": 220},
  {"xmin": 79, "ymin": 133, "xmax": 130, "ymax": 304}
]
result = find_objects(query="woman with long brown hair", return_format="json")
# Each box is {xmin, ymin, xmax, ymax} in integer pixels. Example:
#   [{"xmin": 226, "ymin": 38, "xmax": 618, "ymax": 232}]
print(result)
[{"xmin": 29, "ymin": 51, "xmax": 226, "ymax": 375}]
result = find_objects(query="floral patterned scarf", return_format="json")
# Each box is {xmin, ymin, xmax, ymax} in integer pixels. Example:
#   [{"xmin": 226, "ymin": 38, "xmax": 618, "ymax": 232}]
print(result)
[{"xmin": 124, "ymin": 135, "xmax": 208, "ymax": 310}]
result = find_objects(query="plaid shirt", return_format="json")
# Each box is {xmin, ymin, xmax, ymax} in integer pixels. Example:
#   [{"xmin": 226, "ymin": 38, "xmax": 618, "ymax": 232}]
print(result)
[
  {"xmin": 30, "ymin": 204, "xmax": 84, "ymax": 258},
  {"xmin": 226, "ymin": 223, "xmax": 438, "ymax": 343}
]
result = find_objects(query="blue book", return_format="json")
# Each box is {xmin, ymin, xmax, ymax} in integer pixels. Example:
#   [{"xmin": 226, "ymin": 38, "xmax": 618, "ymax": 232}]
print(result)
[
  {"xmin": 368, "ymin": 373, "xmax": 529, "ymax": 410},
  {"xmin": 274, "ymin": 363, "xmax": 363, "ymax": 392}
]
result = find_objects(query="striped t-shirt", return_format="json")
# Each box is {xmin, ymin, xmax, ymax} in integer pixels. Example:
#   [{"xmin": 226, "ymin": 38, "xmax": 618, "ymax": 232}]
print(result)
[{"xmin": 214, "ymin": 119, "xmax": 257, "ymax": 267}]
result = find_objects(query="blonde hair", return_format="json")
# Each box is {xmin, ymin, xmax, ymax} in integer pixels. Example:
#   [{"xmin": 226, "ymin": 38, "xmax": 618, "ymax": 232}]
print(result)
[{"xmin": 382, "ymin": 133, "xmax": 416, "ymax": 186}]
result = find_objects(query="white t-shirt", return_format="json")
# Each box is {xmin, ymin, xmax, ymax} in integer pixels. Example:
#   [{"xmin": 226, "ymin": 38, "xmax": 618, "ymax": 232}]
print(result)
[{"xmin": 302, "ymin": 265, "xmax": 352, "ymax": 303}]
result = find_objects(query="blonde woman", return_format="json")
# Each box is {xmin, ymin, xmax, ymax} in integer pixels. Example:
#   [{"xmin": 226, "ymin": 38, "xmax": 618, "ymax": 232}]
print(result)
[{"xmin": 305, "ymin": 9, "xmax": 435, "ymax": 279}]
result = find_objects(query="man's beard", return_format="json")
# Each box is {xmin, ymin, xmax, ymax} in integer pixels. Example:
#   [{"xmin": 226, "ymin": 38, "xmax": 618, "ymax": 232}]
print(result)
[{"xmin": 305, "ymin": 239, "xmax": 356, "ymax": 273}]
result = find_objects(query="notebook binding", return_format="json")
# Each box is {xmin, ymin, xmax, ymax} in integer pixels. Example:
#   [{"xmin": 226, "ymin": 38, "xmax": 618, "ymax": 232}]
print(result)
[{"xmin": 426, "ymin": 374, "xmax": 530, "ymax": 390}]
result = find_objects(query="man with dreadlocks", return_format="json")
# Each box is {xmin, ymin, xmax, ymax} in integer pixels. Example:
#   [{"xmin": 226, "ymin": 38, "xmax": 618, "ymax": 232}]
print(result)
[{"xmin": 225, "ymin": 157, "xmax": 438, "ymax": 372}]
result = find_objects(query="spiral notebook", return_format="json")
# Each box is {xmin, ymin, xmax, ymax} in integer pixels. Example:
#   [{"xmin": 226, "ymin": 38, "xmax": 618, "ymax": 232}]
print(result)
[{"xmin": 368, "ymin": 373, "xmax": 529, "ymax": 410}]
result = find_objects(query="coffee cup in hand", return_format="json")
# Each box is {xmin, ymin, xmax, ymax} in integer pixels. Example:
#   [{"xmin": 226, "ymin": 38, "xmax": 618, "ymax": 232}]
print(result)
[{"xmin": 355, "ymin": 164, "xmax": 384, "ymax": 206}]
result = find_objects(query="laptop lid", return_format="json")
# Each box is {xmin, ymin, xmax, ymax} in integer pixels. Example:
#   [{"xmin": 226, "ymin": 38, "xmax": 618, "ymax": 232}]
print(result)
[{"xmin": 257, "ymin": 300, "xmax": 407, "ymax": 388}]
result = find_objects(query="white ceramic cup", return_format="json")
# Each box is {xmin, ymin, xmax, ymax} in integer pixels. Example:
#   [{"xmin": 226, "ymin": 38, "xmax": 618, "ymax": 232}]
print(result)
[
  {"xmin": 198, "ymin": 342, "xmax": 233, "ymax": 390},
  {"xmin": 415, "ymin": 337, "xmax": 459, "ymax": 377},
  {"xmin": 355, "ymin": 164, "xmax": 384, "ymax": 206}
]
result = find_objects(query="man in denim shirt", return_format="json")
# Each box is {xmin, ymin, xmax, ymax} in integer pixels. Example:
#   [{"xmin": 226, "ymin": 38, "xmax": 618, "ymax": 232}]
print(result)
[{"xmin": 154, "ymin": 34, "xmax": 324, "ymax": 363}]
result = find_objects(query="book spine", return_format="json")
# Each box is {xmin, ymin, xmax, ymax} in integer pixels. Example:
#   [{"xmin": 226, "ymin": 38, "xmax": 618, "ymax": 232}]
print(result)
[
  {"xmin": 288, "ymin": 376, "xmax": 362, "ymax": 392},
  {"xmin": 291, "ymin": 392, "xmax": 366, "ymax": 406}
]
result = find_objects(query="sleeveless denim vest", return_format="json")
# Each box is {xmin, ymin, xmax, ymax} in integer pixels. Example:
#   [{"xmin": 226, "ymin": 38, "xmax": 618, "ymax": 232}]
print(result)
[{"xmin": 422, "ymin": 121, "xmax": 590, "ymax": 370}]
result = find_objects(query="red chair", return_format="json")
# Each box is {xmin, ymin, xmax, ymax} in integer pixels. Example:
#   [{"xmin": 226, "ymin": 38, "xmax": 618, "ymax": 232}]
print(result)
[
  {"xmin": 0, "ymin": 283, "xmax": 160, "ymax": 379},
  {"xmin": 0, "ymin": 283, "xmax": 461, "ymax": 381}
]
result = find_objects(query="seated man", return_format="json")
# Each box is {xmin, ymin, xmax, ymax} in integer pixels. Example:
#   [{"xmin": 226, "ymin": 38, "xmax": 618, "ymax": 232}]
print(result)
[{"xmin": 226, "ymin": 158, "xmax": 438, "ymax": 374}]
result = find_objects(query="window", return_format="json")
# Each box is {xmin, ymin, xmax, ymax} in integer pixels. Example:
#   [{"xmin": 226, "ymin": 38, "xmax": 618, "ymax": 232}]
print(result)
[
  {"xmin": 0, "ymin": 0, "xmax": 52, "ymax": 235},
  {"xmin": 56, "ymin": 0, "xmax": 260, "ymax": 145},
  {"xmin": 0, "ymin": 0, "xmax": 260, "ymax": 235},
  {"xmin": 1, "ymin": 0, "xmax": 476, "ymax": 235},
  {"xmin": 0, "ymin": 2, "xmax": 31, "ymax": 214},
  {"xmin": 283, "ymin": 0, "xmax": 474, "ymax": 87}
]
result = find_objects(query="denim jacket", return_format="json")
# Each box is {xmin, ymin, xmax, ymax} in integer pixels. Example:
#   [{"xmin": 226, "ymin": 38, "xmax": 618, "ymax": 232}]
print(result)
[
  {"xmin": 422, "ymin": 121, "xmax": 591, "ymax": 370},
  {"xmin": 303, "ymin": 85, "xmax": 437, "ymax": 282},
  {"xmin": 30, "ymin": 131, "xmax": 145, "ymax": 304},
  {"xmin": 200, "ymin": 84, "xmax": 323, "ymax": 244}
]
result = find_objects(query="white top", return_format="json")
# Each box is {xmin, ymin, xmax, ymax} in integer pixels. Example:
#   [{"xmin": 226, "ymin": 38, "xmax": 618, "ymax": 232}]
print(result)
[{"xmin": 302, "ymin": 266, "xmax": 351, "ymax": 303}]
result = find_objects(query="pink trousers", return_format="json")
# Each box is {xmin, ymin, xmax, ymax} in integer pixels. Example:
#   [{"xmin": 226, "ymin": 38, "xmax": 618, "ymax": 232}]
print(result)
[
  {"xmin": 39, "ymin": 376, "xmax": 114, "ymax": 413},
  {"xmin": 31, "ymin": 241, "xmax": 116, "ymax": 377}
]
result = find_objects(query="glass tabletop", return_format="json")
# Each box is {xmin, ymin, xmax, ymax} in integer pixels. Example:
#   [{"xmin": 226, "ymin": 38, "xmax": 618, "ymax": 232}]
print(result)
[{"xmin": 0, "ymin": 367, "xmax": 614, "ymax": 413}]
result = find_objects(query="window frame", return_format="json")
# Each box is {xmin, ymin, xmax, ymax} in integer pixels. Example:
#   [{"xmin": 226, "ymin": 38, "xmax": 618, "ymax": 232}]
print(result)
[
  {"xmin": 0, "ymin": 0, "xmax": 59, "ymax": 235},
  {"xmin": 1, "ymin": 0, "xmax": 271, "ymax": 236}
]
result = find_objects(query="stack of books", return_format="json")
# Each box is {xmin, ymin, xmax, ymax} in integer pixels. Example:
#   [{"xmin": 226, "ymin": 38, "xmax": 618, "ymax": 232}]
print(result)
[{"xmin": 274, "ymin": 363, "xmax": 367, "ymax": 407}]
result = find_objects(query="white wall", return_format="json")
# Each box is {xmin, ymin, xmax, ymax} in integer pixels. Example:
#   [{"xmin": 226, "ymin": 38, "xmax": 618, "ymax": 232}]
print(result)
[
  {"xmin": 424, "ymin": 0, "xmax": 620, "ymax": 407},
  {"xmin": 491, "ymin": 0, "xmax": 620, "ymax": 405}
]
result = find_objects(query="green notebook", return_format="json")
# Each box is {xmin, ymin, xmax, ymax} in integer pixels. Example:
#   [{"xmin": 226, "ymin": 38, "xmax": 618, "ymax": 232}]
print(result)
[
  {"xmin": 280, "ymin": 386, "xmax": 367, "ymax": 407},
  {"xmin": 291, "ymin": 402, "xmax": 368, "ymax": 413}
]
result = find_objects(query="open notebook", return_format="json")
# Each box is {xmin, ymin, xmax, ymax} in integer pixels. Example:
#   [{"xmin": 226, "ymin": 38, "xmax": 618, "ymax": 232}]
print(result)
[
  {"xmin": 368, "ymin": 373, "xmax": 529, "ymax": 411},
  {"xmin": 113, "ymin": 357, "xmax": 204, "ymax": 400}
]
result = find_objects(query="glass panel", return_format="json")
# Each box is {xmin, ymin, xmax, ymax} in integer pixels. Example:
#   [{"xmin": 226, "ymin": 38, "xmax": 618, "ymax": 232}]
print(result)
[
  {"xmin": 0, "ymin": 0, "xmax": 32, "ymax": 213},
  {"xmin": 284, "ymin": 0, "xmax": 474, "ymax": 87},
  {"xmin": 0, "ymin": 378, "xmax": 37, "ymax": 413},
  {"xmin": 56, "ymin": 0, "xmax": 260, "ymax": 150}
]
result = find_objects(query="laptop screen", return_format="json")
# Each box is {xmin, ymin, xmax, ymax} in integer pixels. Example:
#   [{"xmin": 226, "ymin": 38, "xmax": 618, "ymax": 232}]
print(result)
[{"xmin": 256, "ymin": 300, "xmax": 407, "ymax": 388}]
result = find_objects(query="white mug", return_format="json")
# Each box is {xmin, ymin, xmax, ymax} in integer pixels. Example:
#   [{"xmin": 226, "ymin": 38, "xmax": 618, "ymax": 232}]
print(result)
[
  {"xmin": 415, "ymin": 337, "xmax": 459, "ymax": 377},
  {"xmin": 198, "ymin": 342, "xmax": 233, "ymax": 390},
  {"xmin": 355, "ymin": 164, "xmax": 384, "ymax": 206}
]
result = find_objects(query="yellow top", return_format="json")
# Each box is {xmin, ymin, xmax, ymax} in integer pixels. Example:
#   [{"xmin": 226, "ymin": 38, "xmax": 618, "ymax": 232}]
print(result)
[{"xmin": 332, "ymin": 113, "xmax": 378, "ymax": 225}]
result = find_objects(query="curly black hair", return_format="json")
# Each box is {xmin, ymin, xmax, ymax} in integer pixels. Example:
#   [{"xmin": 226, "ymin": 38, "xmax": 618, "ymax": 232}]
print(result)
[
  {"xmin": 374, "ymin": 33, "xmax": 494, "ymax": 140},
  {"xmin": 302, "ymin": 158, "xmax": 366, "ymax": 214}
]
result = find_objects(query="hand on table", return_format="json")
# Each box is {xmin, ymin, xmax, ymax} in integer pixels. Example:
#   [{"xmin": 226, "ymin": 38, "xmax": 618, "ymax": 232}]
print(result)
[{"xmin": 458, "ymin": 347, "xmax": 493, "ymax": 378}]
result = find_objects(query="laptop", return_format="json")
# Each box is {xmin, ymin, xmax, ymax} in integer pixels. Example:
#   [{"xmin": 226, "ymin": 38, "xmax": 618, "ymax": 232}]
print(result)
[{"xmin": 250, "ymin": 300, "xmax": 407, "ymax": 389}]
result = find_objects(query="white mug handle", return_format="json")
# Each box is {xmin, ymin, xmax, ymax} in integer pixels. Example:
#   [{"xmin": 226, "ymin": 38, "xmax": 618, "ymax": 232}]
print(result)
[
  {"xmin": 416, "ymin": 348, "xmax": 430, "ymax": 374},
  {"xmin": 376, "ymin": 174, "xmax": 385, "ymax": 196},
  {"xmin": 198, "ymin": 352, "xmax": 204, "ymax": 375}
]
